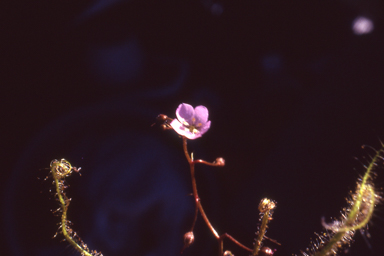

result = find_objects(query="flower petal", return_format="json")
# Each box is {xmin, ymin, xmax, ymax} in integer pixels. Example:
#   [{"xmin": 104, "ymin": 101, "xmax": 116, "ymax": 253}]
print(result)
[
  {"xmin": 198, "ymin": 120, "xmax": 211, "ymax": 136},
  {"xmin": 176, "ymin": 103, "xmax": 194, "ymax": 126},
  {"xmin": 170, "ymin": 119, "xmax": 202, "ymax": 140},
  {"xmin": 193, "ymin": 105, "xmax": 209, "ymax": 126},
  {"xmin": 184, "ymin": 132, "xmax": 202, "ymax": 140}
]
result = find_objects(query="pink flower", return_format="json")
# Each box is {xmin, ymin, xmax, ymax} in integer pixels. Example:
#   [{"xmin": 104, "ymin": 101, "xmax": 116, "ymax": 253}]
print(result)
[{"xmin": 170, "ymin": 103, "xmax": 211, "ymax": 140}]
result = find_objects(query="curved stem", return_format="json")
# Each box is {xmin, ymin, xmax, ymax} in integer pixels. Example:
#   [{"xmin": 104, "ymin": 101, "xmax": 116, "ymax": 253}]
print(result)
[
  {"xmin": 192, "ymin": 159, "xmax": 224, "ymax": 167},
  {"xmin": 183, "ymin": 137, "xmax": 219, "ymax": 238},
  {"xmin": 182, "ymin": 137, "xmax": 252, "ymax": 255},
  {"xmin": 183, "ymin": 137, "xmax": 192, "ymax": 163},
  {"xmin": 346, "ymin": 148, "xmax": 382, "ymax": 225},
  {"xmin": 51, "ymin": 162, "xmax": 93, "ymax": 256},
  {"xmin": 220, "ymin": 233, "xmax": 253, "ymax": 252},
  {"xmin": 313, "ymin": 147, "xmax": 382, "ymax": 256},
  {"xmin": 50, "ymin": 160, "xmax": 101, "ymax": 256}
]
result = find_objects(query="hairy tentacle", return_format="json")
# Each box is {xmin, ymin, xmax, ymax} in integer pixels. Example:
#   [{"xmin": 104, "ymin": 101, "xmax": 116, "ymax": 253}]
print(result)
[{"xmin": 50, "ymin": 159, "xmax": 103, "ymax": 256}]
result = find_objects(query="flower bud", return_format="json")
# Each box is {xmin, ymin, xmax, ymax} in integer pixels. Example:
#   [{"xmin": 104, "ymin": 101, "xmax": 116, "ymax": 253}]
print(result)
[
  {"xmin": 183, "ymin": 231, "xmax": 194, "ymax": 248},
  {"xmin": 160, "ymin": 124, "xmax": 168, "ymax": 131},
  {"xmin": 223, "ymin": 250, "xmax": 234, "ymax": 256},
  {"xmin": 215, "ymin": 157, "xmax": 225, "ymax": 166},
  {"xmin": 157, "ymin": 114, "xmax": 168, "ymax": 122},
  {"xmin": 260, "ymin": 246, "xmax": 275, "ymax": 255}
]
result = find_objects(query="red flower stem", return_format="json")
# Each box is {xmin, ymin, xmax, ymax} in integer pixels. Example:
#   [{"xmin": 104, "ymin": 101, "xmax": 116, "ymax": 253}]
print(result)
[
  {"xmin": 192, "ymin": 159, "xmax": 222, "ymax": 167},
  {"xmin": 219, "ymin": 238, "xmax": 224, "ymax": 256},
  {"xmin": 182, "ymin": 137, "xmax": 192, "ymax": 162},
  {"xmin": 182, "ymin": 137, "xmax": 252, "ymax": 255},
  {"xmin": 220, "ymin": 233, "xmax": 253, "ymax": 253},
  {"xmin": 183, "ymin": 137, "xmax": 219, "ymax": 238},
  {"xmin": 189, "ymin": 194, "xmax": 198, "ymax": 232}
]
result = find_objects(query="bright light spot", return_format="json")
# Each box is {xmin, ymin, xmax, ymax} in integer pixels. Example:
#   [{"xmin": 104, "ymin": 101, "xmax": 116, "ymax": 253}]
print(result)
[{"xmin": 352, "ymin": 16, "xmax": 374, "ymax": 35}]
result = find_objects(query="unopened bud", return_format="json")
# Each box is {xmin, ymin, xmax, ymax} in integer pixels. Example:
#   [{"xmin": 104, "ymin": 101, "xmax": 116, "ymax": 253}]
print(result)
[
  {"xmin": 183, "ymin": 231, "xmax": 194, "ymax": 248},
  {"xmin": 157, "ymin": 114, "xmax": 168, "ymax": 122},
  {"xmin": 223, "ymin": 250, "xmax": 234, "ymax": 256},
  {"xmin": 215, "ymin": 157, "xmax": 225, "ymax": 166},
  {"xmin": 160, "ymin": 124, "xmax": 168, "ymax": 131},
  {"xmin": 260, "ymin": 247, "xmax": 275, "ymax": 256}
]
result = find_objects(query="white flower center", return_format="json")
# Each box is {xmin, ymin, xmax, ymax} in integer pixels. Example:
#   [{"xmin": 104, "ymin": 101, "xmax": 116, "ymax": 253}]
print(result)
[{"xmin": 188, "ymin": 125, "xmax": 199, "ymax": 134}]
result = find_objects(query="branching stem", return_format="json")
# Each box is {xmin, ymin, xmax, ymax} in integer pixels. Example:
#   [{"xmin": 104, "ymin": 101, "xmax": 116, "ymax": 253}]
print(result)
[{"xmin": 182, "ymin": 137, "xmax": 252, "ymax": 256}]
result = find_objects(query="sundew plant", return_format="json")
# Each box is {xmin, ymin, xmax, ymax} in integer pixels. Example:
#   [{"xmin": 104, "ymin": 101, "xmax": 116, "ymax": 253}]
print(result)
[{"xmin": 47, "ymin": 103, "xmax": 381, "ymax": 256}]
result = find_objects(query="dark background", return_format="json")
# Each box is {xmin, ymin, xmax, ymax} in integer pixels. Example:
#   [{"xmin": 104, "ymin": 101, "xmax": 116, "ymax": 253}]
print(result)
[{"xmin": 2, "ymin": 1, "xmax": 384, "ymax": 255}]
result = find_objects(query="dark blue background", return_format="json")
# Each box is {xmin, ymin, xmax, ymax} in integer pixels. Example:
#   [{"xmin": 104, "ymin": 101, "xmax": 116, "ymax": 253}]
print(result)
[{"xmin": 2, "ymin": 1, "xmax": 384, "ymax": 255}]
